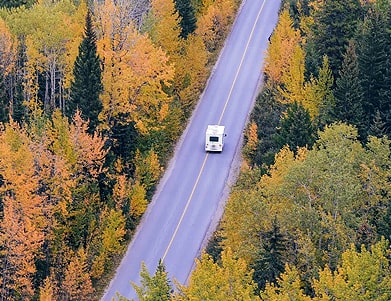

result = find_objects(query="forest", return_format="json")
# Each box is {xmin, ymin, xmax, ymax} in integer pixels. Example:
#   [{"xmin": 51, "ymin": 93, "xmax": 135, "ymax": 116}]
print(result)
[
  {"xmin": 0, "ymin": 0, "xmax": 241, "ymax": 300},
  {"xmin": 0, "ymin": 0, "xmax": 390, "ymax": 300},
  {"xmin": 118, "ymin": 0, "xmax": 391, "ymax": 300}
]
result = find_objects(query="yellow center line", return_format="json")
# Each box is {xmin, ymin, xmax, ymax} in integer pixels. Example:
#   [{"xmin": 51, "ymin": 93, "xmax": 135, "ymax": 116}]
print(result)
[
  {"xmin": 162, "ymin": 153, "xmax": 209, "ymax": 261},
  {"xmin": 218, "ymin": 0, "xmax": 267, "ymax": 125},
  {"xmin": 161, "ymin": 0, "xmax": 267, "ymax": 262}
]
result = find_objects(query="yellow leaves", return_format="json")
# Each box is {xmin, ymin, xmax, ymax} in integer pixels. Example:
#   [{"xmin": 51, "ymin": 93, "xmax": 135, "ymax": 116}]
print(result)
[
  {"xmin": 69, "ymin": 110, "xmax": 108, "ymax": 178},
  {"xmin": 90, "ymin": 207, "xmax": 126, "ymax": 279},
  {"xmin": 0, "ymin": 181, "xmax": 44, "ymax": 300},
  {"xmin": 95, "ymin": 0, "xmax": 175, "ymax": 135},
  {"xmin": 264, "ymin": 9, "xmax": 302, "ymax": 85},
  {"xmin": 243, "ymin": 121, "xmax": 259, "ymax": 162},
  {"xmin": 112, "ymin": 174, "xmax": 148, "ymax": 217},
  {"xmin": 134, "ymin": 149, "xmax": 162, "ymax": 194},
  {"xmin": 100, "ymin": 209, "xmax": 126, "ymax": 255},
  {"xmin": 312, "ymin": 239, "xmax": 391, "ymax": 301},
  {"xmin": 175, "ymin": 34, "xmax": 208, "ymax": 112},
  {"xmin": 278, "ymin": 43, "xmax": 306, "ymax": 104},
  {"xmin": 129, "ymin": 181, "xmax": 148, "ymax": 217},
  {"xmin": 146, "ymin": 0, "xmax": 182, "ymax": 57},
  {"xmin": 261, "ymin": 265, "xmax": 311, "ymax": 301},
  {"xmin": 0, "ymin": 17, "xmax": 16, "ymax": 77},
  {"xmin": 4, "ymin": 0, "xmax": 85, "ymax": 105},
  {"xmin": 177, "ymin": 248, "xmax": 258, "ymax": 301},
  {"xmin": 0, "ymin": 119, "xmax": 42, "ymax": 214},
  {"xmin": 196, "ymin": 0, "xmax": 236, "ymax": 53}
]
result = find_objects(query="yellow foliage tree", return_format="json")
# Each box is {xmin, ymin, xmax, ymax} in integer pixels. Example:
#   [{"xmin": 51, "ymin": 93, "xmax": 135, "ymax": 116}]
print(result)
[
  {"xmin": 134, "ymin": 148, "xmax": 162, "ymax": 196},
  {"xmin": 261, "ymin": 265, "xmax": 311, "ymax": 301},
  {"xmin": 243, "ymin": 121, "xmax": 259, "ymax": 163},
  {"xmin": 264, "ymin": 9, "xmax": 302, "ymax": 86},
  {"xmin": 0, "ymin": 17, "xmax": 17, "ymax": 117},
  {"xmin": 278, "ymin": 43, "xmax": 306, "ymax": 104},
  {"xmin": 175, "ymin": 34, "xmax": 208, "ymax": 114},
  {"xmin": 313, "ymin": 238, "xmax": 391, "ymax": 301},
  {"xmin": 4, "ymin": 0, "xmax": 85, "ymax": 112},
  {"xmin": 144, "ymin": 0, "xmax": 182, "ymax": 59},
  {"xmin": 176, "ymin": 248, "xmax": 259, "ymax": 301},
  {"xmin": 95, "ymin": 0, "xmax": 175, "ymax": 135},
  {"xmin": 39, "ymin": 277, "xmax": 55, "ymax": 301},
  {"xmin": 195, "ymin": 0, "xmax": 237, "ymax": 55},
  {"xmin": 90, "ymin": 207, "xmax": 126, "ymax": 279}
]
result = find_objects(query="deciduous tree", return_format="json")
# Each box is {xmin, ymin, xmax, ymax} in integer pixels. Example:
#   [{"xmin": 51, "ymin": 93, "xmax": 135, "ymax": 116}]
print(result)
[
  {"xmin": 62, "ymin": 248, "xmax": 94, "ymax": 301},
  {"xmin": 0, "ymin": 17, "xmax": 17, "ymax": 122},
  {"xmin": 176, "ymin": 248, "xmax": 259, "ymax": 301},
  {"xmin": 264, "ymin": 9, "xmax": 302, "ymax": 86},
  {"xmin": 0, "ymin": 119, "xmax": 45, "ymax": 301},
  {"xmin": 95, "ymin": 0, "xmax": 174, "ymax": 135}
]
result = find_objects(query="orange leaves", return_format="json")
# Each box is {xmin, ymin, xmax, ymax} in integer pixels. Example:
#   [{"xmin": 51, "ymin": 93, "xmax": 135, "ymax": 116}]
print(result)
[
  {"xmin": 0, "ymin": 111, "xmax": 111, "ymax": 298},
  {"xmin": 0, "ymin": 120, "xmax": 45, "ymax": 300},
  {"xmin": 69, "ymin": 110, "xmax": 108, "ymax": 179},
  {"xmin": 63, "ymin": 248, "xmax": 94, "ymax": 301}
]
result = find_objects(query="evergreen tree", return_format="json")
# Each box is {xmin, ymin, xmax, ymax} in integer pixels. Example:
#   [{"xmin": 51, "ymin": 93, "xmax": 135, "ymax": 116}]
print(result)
[
  {"xmin": 310, "ymin": 0, "xmax": 362, "ymax": 77},
  {"xmin": 0, "ymin": 0, "xmax": 35, "ymax": 8},
  {"xmin": 250, "ymin": 83, "xmax": 286, "ymax": 167},
  {"xmin": 357, "ymin": 4, "xmax": 391, "ymax": 137},
  {"xmin": 129, "ymin": 260, "xmax": 172, "ymax": 301},
  {"xmin": 174, "ymin": 0, "xmax": 197, "ymax": 38},
  {"xmin": 334, "ymin": 40, "xmax": 365, "ymax": 136},
  {"xmin": 68, "ymin": 9, "xmax": 103, "ymax": 132},
  {"xmin": 0, "ymin": 72, "xmax": 7, "ymax": 123},
  {"xmin": 252, "ymin": 217, "xmax": 287, "ymax": 291},
  {"xmin": 316, "ymin": 55, "xmax": 335, "ymax": 128},
  {"xmin": 275, "ymin": 101, "xmax": 316, "ymax": 152},
  {"xmin": 368, "ymin": 110, "xmax": 387, "ymax": 138}
]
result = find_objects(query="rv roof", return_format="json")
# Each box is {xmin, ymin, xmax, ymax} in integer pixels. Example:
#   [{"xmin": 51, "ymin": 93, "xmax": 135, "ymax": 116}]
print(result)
[{"xmin": 206, "ymin": 125, "xmax": 225, "ymax": 135}]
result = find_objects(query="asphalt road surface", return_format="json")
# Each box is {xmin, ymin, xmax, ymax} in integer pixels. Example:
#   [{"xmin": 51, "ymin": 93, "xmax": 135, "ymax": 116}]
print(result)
[{"xmin": 101, "ymin": 0, "xmax": 281, "ymax": 299}]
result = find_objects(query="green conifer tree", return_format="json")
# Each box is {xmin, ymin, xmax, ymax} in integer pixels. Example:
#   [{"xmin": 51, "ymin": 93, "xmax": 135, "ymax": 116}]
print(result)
[
  {"xmin": 68, "ymin": 9, "xmax": 103, "ymax": 132},
  {"xmin": 174, "ymin": 0, "xmax": 197, "ymax": 38},
  {"xmin": 357, "ymin": 5, "xmax": 391, "ymax": 137},
  {"xmin": 275, "ymin": 101, "xmax": 316, "ymax": 151},
  {"xmin": 0, "ymin": 0, "xmax": 35, "ymax": 8},
  {"xmin": 250, "ymin": 84, "xmax": 286, "ymax": 167},
  {"xmin": 252, "ymin": 217, "xmax": 287, "ymax": 290},
  {"xmin": 129, "ymin": 260, "xmax": 172, "ymax": 301},
  {"xmin": 334, "ymin": 40, "xmax": 365, "ymax": 137},
  {"xmin": 310, "ymin": 0, "xmax": 362, "ymax": 77}
]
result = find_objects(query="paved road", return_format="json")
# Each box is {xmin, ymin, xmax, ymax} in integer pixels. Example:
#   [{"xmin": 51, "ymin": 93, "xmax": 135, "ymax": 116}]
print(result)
[{"xmin": 101, "ymin": 0, "xmax": 281, "ymax": 299}]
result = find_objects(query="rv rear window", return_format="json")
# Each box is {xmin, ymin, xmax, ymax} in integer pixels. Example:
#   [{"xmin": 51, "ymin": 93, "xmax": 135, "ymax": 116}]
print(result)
[{"xmin": 209, "ymin": 136, "xmax": 219, "ymax": 142}]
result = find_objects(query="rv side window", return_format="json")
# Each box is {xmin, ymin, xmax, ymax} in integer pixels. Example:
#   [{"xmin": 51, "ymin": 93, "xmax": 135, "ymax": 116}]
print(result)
[{"xmin": 209, "ymin": 136, "xmax": 219, "ymax": 142}]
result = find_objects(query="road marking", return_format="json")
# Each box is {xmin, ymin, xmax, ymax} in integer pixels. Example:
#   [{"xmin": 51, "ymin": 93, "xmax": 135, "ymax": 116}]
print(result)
[
  {"xmin": 161, "ymin": 0, "xmax": 267, "ymax": 262},
  {"xmin": 218, "ymin": 0, "xmax": 267, "ymax": 125},
  {"xmin": 162, "ymin": 153, "xmax": 209, "ymax": 261}
]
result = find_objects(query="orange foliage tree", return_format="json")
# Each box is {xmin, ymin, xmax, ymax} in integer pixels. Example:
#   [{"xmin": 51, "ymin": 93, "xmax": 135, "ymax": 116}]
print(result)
[{"xmin": 0, "ymin": 119, "xmax": 45, "ymax": 300}]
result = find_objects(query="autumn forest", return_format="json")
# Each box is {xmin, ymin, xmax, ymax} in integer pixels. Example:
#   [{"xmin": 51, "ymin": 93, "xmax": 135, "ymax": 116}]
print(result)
[{"xmin": 0, "ymin": 0, "xmax": 390, "ymax": 300}]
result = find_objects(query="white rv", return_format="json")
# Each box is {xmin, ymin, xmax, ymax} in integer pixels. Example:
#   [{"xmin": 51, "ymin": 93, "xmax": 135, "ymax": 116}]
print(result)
[{"xmin": 205, "ymin": 125, "xmax": 226, "ymax": 152}]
